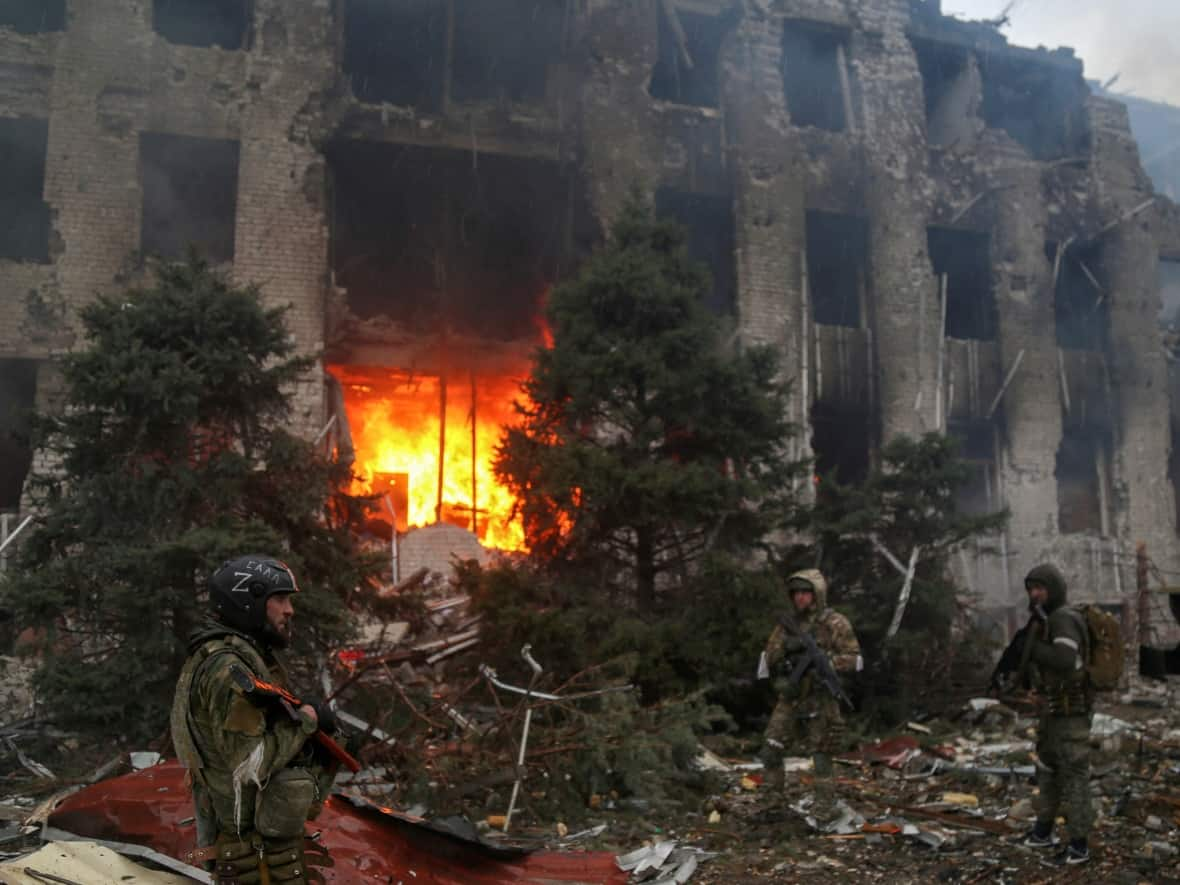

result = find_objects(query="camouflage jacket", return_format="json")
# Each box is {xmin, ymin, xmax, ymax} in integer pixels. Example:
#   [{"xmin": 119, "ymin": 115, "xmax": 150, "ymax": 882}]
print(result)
[
  {"xmin": 764, "ymin": 569, "xmax": 861, "ymax": 699},
  {"xmin": 170, "ymin": 619, "xmax": 319, "ymax": 841}
]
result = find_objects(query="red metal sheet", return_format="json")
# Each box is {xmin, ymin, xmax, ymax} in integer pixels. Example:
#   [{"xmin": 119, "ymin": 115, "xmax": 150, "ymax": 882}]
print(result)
[
  {"xmin": 50, "ymin": 760, "xmax": 627, "ymax": 884},
  {"xmin": 837, "ymin": 735, "xmax": 923, "ymax": 769}
]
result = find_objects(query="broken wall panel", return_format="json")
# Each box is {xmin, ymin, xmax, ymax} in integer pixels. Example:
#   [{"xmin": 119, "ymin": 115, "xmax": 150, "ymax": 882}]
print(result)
[
  {"xmin": 979, "ymin": 53, "xmax": 1088, "ymax": 160},
  {"xmin": 1050, "ymin": 240, "xmax": 1108, "ymax": 351},
  {"xmin": 140, "ymin": 133, "xmax": 240, "ymax": 263},
  {"xmin": 152, "ymin": 0, "xmax": 251, "ymax": 50},
  {"xmin": 649, "ymin": 4, "xmax": 730, "ymax": 108},
  {"xmin": 928, "ymin": 226, "xmax": 994, "ymax": 340},
  {"xmin": 0, "ymin": 0, "xmax": 65, "ymax": 34},
  {"xmin": 781, "ymin": 19, "xmax": 849, "ymax": 132},
  {"xmin": 807, "ymin": 210, "xmax": 868, "ymax": 328},
  {"xmin": 655, "ymin": 188, "xmax": 736, "ymax": 315},
  {"xmin": 344, "ymin": 0, "xmax": 446, "ymax": 108},
  {"xmin": 330, "ymin": 141, "xmax": 593, "ymax": 338},
  {"xmin": 452, "ymin": 0, "xmax": 564, "ymax": 104},
  {"xmin": 0, "ymin": 116, "xmax": 51, "ymax": 263},
  {"xmin": 0, "ymin": 358, "xmax": 36, "ymax": 509}
]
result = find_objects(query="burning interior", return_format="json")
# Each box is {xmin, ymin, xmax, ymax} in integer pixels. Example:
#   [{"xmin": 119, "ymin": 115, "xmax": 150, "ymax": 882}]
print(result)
[{"xmin": 325, "ymin": 140, "xmax": 595, "ymax": 552}]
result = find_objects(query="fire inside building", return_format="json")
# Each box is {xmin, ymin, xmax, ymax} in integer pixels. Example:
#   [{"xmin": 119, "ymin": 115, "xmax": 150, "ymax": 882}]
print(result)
[{"xmin": 2, "ymin": 0, "xmax": 1180, "ymax": 649}]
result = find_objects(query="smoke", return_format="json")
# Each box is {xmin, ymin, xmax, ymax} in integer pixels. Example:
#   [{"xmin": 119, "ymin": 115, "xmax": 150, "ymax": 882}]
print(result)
[{"xmin": 944, "ymin": 0, "xmax": 1180, "ymax": 106}]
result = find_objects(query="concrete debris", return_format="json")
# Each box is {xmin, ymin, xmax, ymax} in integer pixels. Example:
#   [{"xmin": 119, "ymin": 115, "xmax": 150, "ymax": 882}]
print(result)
[{"xmin": 129, "ymin": 751, "xmax": 162, "ymax": 770}]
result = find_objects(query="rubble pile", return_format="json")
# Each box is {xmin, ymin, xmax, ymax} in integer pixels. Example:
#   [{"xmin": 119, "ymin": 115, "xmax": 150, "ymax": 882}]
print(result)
[{"xmin": 686, "ymin": 677, "xmax": 1180, "ymax": 883}]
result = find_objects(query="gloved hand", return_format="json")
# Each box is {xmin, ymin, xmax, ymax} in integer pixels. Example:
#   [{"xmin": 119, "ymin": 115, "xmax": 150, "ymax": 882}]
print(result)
[
  {"xmin": 311, "ymin": 701, "xmax": 338, "ymax": 735},
  {"xmin": 782, "ymin": 634, "xmax": 808, "ymax": 655}
]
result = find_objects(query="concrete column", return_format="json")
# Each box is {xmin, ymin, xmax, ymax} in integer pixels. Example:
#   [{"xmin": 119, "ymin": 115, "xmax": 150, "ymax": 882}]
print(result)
[
  {"xmin": 719, "ymin": 6, "xmax": 805, "ymax": 441},
  {"xmin": 988, "ymin": 148, "xmax": 1059, "ymax": 608},
  {"xmin": 853, "ymin": 2, "xmax": 937, "ymax": 443}
]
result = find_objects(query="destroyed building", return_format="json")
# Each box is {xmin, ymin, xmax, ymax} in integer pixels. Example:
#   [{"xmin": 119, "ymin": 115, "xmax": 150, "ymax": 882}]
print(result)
[{"xmin": 2, "ymin": 0, "xmax": 1180, "ymax": 646}]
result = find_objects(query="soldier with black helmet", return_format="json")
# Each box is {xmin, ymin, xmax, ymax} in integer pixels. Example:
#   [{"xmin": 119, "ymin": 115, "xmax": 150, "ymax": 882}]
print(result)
[{"xmin": 171, "ymin": 555, "xmax": 334, "ymax": 883}]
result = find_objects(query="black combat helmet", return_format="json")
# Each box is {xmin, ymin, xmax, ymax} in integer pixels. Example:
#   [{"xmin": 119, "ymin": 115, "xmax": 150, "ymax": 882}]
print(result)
[{"xmin": 209, "ymin": 554, "xmax": 300, "ymax": 635}]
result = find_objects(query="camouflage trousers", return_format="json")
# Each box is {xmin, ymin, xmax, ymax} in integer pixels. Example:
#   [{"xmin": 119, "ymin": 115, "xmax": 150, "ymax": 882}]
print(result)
[
  {"xmin": 765, "ymin": 694, "xmax": 848, "ymax": 757},
  {"xmin": 1034, "ymin": 713, "xmax": 1094, "ymax": 841},
  {"xmin": 765, "ymin": 694, "xmax": 847, "ymax": 818}
]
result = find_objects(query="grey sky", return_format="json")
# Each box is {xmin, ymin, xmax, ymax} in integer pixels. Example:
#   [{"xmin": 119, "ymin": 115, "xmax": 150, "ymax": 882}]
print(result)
[{"xmin": 942, "ymin": 0, "xmax": 1180, "ymax": 105}]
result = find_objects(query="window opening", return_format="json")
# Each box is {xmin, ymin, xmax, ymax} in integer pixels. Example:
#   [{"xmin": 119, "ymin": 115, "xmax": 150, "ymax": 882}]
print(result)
[
  {"xmin": 810, "ymin": 401, "xmax": 872, "ymax": 497},
  {"xmin": 0, "ymin": 0, "xmax": 65, "ymax": 33},
  {"xmin": 140, "ymin": 133, "xmax": 240, "ymax": 263},
  {"xmin": 0, "ymin": 117, "xmax": 50, "ymax": 263},
  {"xmin": 911, "ymin": 38, "xmax": 976, "ymax": 147},
  {"xmin": 979, "ymin": 54, "xmax": 1088, "ymax": 160},
  {"xmin": 1056, "ymin": 425, "xmax": 1110, "ymax": 535},
  {"xmin": 1049, "ymin": 241, "xmax": 1107, "ymax": 351},
  {"xmin": 344, "ymin": 0, "xmax": 446, "ymax": 109},
  {"xmin": 0, "ymin": 359, "xmax": 36, "ymax": 510},
  {"xmin": 655, "ymin": 188, "xmax": 736, "ymax": 315},
  {"xmin": 948, "ymin": 418, "xmax": 998, "ymax": 516},
  {"xmin": 929, "ymin": 227, "xmax": 995, "ymax": 340},
  {"xmin": 781, "ymin": 20, "xmax": 849, "ymax": 132},
  {"xmin": 152, "ymin": 0, "xmax": 250, "ymax": 49},
  {"xmin": 452, "ymin": 0, "xmax": 563, "ymax": 104},
  {"xmin": 650, "ymin": 4, "xmax": 728, "ymax": 108},
  {"xmin": 807, "ymin": 211, "xmax": 868, "ymax": 328}
]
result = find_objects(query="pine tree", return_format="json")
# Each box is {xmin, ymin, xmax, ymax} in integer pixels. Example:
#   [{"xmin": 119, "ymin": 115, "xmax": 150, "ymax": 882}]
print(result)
[
  {"xmin": 794, "ymin": 433, "xmax": 1009, "ymax": 712},
  {"xmin": 1, "ymin": 258, "xmax": 377, "ymax": 741},
  {"xmin": 494, "ymin": 196, "xmax": 797, "ymax": 614}
]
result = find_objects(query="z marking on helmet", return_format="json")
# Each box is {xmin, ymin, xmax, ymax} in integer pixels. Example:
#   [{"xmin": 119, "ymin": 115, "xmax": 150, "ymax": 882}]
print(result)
[{"xmin": 231, "ymin": 572, "xmax": 253, "ymax": 593}]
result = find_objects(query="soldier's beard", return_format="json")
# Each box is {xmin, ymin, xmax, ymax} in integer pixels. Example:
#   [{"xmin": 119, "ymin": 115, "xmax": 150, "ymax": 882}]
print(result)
[{"xmin": 260, "ymin": 619, "xmax": 292, "ymax": 649}]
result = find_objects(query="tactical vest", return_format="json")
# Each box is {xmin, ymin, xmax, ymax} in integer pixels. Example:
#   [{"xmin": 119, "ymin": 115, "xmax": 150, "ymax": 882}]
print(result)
[{"xmin": 1034, "ymin": 608, "xmax": 1092, "ymax": 716}]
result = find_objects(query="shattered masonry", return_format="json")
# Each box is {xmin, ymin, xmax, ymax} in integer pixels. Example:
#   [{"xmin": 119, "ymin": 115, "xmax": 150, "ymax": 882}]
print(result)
[{"xmin": 2, "ymin": 0, "xmax": 1180, "ymax": 640}]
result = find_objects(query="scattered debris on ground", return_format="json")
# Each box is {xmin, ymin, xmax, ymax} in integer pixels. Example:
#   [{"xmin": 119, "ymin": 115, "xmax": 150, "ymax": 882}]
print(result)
[{"xmin": 1, "ymin": 571, "xmax": 1178, "ymax": 883}]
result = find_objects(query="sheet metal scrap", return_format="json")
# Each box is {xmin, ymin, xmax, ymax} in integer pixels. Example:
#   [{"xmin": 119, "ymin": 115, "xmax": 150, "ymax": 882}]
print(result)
[
  {"xmin": 48, "ymin": 760, "xmax": 628, "ymax": 885},
  {"xmin": 616, "ymin": 840, "xmax": 713, "ymax": 883}
]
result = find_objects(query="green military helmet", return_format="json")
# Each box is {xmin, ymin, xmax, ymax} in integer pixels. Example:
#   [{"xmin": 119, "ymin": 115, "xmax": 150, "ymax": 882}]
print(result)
[{"xmin": 209, "ymin": 554, "xmax": 300, "ymax": 635}]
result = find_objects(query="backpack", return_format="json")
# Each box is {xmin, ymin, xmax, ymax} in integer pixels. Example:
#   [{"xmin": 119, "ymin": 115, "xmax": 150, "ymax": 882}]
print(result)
[{"xmin": 1074, "ymin": 604, "xmax": 1124, "ymax": 691}]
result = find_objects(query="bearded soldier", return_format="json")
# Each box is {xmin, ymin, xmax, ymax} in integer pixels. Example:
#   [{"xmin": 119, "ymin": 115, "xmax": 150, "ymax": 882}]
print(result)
[
  {"xmin": 759, "ymin": 569, "xmax": 861, "ymax": 818},
  {"xmin": 171, "ymin": 555, "xmax": 334, "ymax": 883},
  {"xmin": 1020, "ymin": 563, "xmax": 1093, "ymax": 866}
]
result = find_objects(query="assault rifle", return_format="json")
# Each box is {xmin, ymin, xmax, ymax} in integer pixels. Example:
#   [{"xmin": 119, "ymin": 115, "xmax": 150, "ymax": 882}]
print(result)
[
  {"xmin": 779, "ymin": 615, "xmax": 854, "ymax": 711},
  {"xmin": 228, "ymin": 664, "xmax": 361, "ymax": 773}
]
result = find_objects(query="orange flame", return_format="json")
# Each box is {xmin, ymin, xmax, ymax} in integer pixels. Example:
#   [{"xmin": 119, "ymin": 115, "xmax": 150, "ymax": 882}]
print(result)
[{"xmin": 327, "ymin": 365, "xmax": 527, "ymax": 551}]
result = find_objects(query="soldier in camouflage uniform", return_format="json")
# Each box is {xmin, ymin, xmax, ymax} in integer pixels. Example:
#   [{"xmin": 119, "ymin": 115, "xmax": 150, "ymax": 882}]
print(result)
[
  {"xmin": 1019, "ymin": 563, "xmax": 1093, "ymax": 866},
  {"xmin": 171, "ymin": 555, "xmax": 334, "ymax": 884},
  {"xmin": 760, "ymin": 569, "xmax": 861, "ymax": 817}
]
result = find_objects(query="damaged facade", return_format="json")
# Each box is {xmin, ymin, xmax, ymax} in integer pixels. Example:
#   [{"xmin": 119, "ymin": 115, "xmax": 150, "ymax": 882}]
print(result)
[{"xmin": 2, "ymin": 0, "xmax": 1180, "ymax": 642}]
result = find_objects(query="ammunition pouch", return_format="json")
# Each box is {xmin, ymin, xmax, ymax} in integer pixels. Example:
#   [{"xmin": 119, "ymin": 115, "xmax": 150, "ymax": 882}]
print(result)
[
  {"xmin": 210, "ymin": 833, "xmax": 310, "ymax": 884},
  {"xmin": 256, "ymin": 767, "xmax": 318, "ymax": 839}
]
